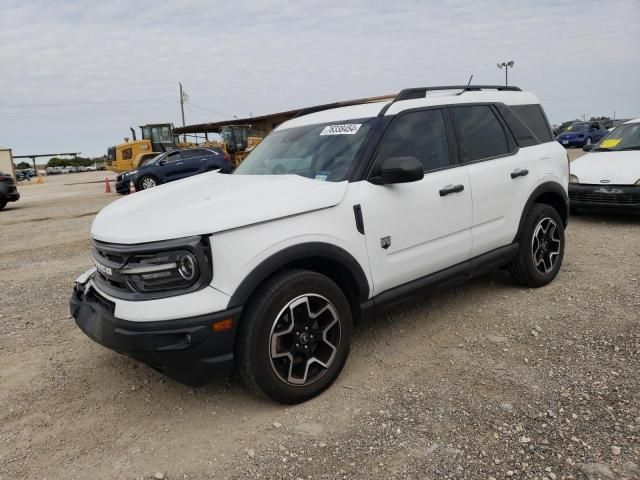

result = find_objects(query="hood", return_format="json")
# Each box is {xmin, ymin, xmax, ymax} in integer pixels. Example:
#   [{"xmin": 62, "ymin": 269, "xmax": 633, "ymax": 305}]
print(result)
[
  {"xmin": 571, "ymin": 151, "xmax": 640, "ymax": 185},
  {"xmin": 92, "ymin": 173, "xmax": 348, "ymax": 244}
]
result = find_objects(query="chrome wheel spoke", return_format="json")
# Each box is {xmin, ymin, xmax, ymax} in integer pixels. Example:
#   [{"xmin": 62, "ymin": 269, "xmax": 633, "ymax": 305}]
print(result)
[
  {"xmin": 269, "ymin": 294, "xmax": 341, "ymax": 386},
  {"xmin": 531, "ymin": 217, "xmax": 562, "ymax": 275}
]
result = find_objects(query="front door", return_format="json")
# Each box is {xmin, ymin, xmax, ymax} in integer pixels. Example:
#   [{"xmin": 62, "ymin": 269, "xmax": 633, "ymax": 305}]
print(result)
[{"xmin": 358, "ymin": 108, "xmax": 473, "ymax": 296}]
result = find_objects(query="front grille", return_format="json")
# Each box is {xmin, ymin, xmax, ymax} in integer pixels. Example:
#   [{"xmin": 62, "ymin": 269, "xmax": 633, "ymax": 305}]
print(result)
[{"xmin": 570, "ymin": 188, "xmax": 640, "ymax": 206}]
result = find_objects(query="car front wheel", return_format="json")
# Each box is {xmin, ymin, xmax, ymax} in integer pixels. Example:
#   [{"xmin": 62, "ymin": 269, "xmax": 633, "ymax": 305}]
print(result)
[
  {"xmin": 237, "ymin": 270, "xmax": 353, "ymax": 404},
  {"xmin": 138, "ymin": 175, "xmax": 158, "ymax": 190},
  {"xmin": 511, "ymin": 203, "xmax": 565, "ymax": 287}
]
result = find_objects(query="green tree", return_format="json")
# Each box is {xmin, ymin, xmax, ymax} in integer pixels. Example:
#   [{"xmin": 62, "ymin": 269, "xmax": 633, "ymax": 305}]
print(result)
[{"xmin": 16, "ymin": 161, "xmax": 31, "ymax": 169}]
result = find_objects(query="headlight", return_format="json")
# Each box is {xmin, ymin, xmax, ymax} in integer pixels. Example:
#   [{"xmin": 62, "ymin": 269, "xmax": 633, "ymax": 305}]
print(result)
[
  {"xmin": 125, "ymin": 170, "xmax": 139, "ymax": 176},
  {"xmin": 92, "ymin": 236, "xmax": 212, "ymax": 299},
  {"xmin": 121, "ymin": 249, "xmax": 202, "ymax": 292},
  {"xmin": 569, "ymin": 174, "xmax": 579, "ymax": 184}
]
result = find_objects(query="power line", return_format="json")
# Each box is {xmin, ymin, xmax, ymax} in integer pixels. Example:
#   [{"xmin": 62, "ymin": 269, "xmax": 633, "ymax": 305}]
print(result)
[{"xmin": 185, "ymin": 101, "xmax": 234, "ymax": 118}]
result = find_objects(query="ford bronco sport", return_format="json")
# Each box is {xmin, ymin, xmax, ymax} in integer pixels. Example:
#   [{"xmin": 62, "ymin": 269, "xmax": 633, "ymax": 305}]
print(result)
[{"xmin": 71, "ymin": 85, "xmax": 569, "ymax": 403}]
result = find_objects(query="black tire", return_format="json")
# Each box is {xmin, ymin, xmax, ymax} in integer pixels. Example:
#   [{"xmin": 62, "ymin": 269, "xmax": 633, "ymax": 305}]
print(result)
[
  {"xmin": 0, "ymin": 199, "xmax": 6, "ymax": 211},
  {"xmin": 237, "ymin": 269, "xmax": 352, "ymax": 404},
  {"xmin": 512, "ymin": 203, "xmax": 565, "ymax": 288},
  {"xmin": 570, "ymin": 205, "xmax": 581, "ymax": 216},
  {"xmin": 138, "ymin": 175, "xmax": 158, "ymax": 190}
]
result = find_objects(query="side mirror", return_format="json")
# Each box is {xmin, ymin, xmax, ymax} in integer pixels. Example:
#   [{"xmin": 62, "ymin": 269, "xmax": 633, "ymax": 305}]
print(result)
[
  {"xmin": 370, "ymin": 156, "xmax": 424, "ymax": 185},
  {"xmin": 582, "ymin": 144, "xmax": 594, "ymax": 152},
  {"xmin": 158, "ymin": 159, "xmax": 167, "ymax": 165}
]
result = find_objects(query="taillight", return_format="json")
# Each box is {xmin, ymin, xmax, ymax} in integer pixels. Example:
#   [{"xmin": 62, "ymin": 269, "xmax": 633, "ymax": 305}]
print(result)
[{"xmin": 224, "ymin": 154, "xmax": 230, "ymax": 162}]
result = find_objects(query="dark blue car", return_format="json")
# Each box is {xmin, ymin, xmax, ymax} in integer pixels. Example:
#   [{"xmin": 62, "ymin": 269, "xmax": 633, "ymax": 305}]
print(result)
[
  {"xmin": 555, "ymin": 121, "xmax": 608, "ymax": 148},
  {"xmin": 116, "ymin": 147, "xmax": 232, "ymax": 193}
]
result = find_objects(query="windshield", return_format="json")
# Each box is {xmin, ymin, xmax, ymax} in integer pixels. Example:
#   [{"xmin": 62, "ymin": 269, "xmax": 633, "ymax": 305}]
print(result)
[
  {"xmin": 566, "ymin": 122, "xmax": 590, "ymax": 132},
  {"xmin": 233, "ymin": 118, "xmax": 376, "ymax": 181},
  {"xmin": 593, "ymin": 123, "xmax": 640, "ymax": 151}
]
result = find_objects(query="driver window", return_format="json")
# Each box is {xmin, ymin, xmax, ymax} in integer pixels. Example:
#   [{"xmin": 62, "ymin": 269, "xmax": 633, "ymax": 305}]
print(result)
[
  {"xmin": 374, "ymin": 109, "xmax": 450, "ymax": 172},
  {"xmin": 166, "ymin": 152, "xmax": 182, "ymax": 162}
]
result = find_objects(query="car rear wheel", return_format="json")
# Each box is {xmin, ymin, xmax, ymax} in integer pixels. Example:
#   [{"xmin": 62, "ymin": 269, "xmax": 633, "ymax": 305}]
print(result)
[
  {"xmin": 512, "ymin": 203, "xmax": 565, "ymax": 287},
  {"xmin": 237, "ymin": 269, "xmax": 352, "ymax": 404},
  {"xmin": 138, "ymin": 175, "xmax": 158, "ymax": 190},
  {"xmin": 0, "ymin": 199, "xmax": 6, "ymax": 211}
]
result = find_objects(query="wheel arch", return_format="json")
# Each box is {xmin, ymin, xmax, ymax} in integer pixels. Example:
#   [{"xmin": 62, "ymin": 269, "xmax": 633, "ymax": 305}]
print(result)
[
  {"xmin": 228, "ymin": 242, "xmax": 370, "ymax": 320},
  {"xmin": 515, "ymin": 181, "xmax": 569, "ymax": 242}
]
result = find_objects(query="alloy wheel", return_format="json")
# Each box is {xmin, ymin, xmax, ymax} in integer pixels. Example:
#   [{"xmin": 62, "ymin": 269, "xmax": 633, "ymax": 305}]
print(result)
[
  {"xmin": 531, "ymin": 217, "xmax": 561, "ymax": 274},
  {"xmin": 141, "ymin": 177, "xmax": 156, "ymax": 189},
  {"xmin": 269, "ymin": 294, "xmax": 341, "ymax": 386}
]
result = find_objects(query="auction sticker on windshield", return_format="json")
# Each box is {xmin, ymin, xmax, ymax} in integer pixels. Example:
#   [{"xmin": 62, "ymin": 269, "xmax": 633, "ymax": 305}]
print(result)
[
  {"xmin": 600, "ymin": 138, "xmax": 621, "ymax": 149},
  {"xmin": 320, "ymin": 124, "xmax": 362, "ymax": 135}
]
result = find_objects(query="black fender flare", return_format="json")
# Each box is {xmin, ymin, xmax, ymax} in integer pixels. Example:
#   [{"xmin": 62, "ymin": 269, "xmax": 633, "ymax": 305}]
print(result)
[
  {"xmin": 228, "ymin": 242, "xmax": 370, "ymax": 308},
  {"xmin": 514, "ymin": 181, "xmax": 569, "ymax": 242}
]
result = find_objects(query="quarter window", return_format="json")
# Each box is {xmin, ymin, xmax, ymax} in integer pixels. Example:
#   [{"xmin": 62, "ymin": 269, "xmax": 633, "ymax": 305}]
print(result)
[
  {"xmin": 452, "ymin": 106, "xmax": 510, "ymax": 161},
  {"xmin": 375, "ymin": 109, "xmax": 450, "ymax": 172},
  {"xmin": 510, "ymin": 104, "xmax": 553, "ymax": 142}
]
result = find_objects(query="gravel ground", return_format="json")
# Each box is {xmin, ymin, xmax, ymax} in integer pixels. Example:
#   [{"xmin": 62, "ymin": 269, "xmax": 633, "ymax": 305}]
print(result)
[{"xmin": 1, "ymin": 157, "xmax": 638, "ymax": 480}]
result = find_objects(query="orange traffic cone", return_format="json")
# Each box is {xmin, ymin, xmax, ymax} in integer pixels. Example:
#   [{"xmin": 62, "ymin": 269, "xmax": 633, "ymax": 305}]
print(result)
[
  {"xmin": 129, "ymin": 180, "xmax": 136, "ymax": 194},
  {"xmin": 105, "ymin": 177, "xmax": 111, "ymax": 193}
]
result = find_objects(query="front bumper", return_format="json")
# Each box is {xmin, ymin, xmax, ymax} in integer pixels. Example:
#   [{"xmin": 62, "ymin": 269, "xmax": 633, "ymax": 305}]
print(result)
[
  {"xmin": 569, "ymin": 184, "xmax": 640, "ymax": 212},
  {"xmin": 70, "ymin": 282, "xmax": 242, "ymax": 385},
  {"xmin": 115, "ymin": 176, "xmax": 133, "ymax": 194}
]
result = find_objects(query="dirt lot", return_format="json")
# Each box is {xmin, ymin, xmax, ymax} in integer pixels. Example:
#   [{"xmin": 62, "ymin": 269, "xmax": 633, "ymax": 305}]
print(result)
[{"xmin": 1, "ymin": 154, "xmax": 638, "ymax": 480}]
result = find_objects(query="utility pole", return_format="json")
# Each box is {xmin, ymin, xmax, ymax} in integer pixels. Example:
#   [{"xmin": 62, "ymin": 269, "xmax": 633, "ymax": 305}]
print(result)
[
  {"xmin": 179, "ymin": 82, "xmax": 187, "ymax": 143},
  {"xmin": 497, "ymin": 60, "xmax": 514, "ymax": 86}
]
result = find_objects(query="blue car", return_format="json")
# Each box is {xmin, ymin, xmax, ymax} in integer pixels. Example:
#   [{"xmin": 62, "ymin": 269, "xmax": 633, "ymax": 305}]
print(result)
[
  {"xmin": 555, "ymin": 121, "xmax": 608, "ymax": 148},
  {"xmin": 116, "ymin": 147, "xmax": 232, "ymax": 193}
]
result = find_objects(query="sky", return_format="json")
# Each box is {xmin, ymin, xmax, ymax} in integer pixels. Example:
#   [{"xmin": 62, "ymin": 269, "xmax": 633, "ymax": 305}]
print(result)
[{"xmin": 1, "ymin": 0, "xmax": 639, "ymax": 159}]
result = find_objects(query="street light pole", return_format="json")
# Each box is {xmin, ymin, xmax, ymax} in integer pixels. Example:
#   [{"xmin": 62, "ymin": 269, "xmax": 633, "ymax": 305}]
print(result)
[{"xmin": 497, "ymin": 60, "xmax": 515, "ymax": 86}]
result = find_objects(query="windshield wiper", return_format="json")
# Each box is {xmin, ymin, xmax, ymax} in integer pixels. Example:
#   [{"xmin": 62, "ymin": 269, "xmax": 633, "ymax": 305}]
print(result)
[
  {"xmin": 593, "ymin": 147, "xmax": 613, "ymax": 152},
  {"xmin": 619, "ymin": 146, "xmax": 640, "ymax": 151}
]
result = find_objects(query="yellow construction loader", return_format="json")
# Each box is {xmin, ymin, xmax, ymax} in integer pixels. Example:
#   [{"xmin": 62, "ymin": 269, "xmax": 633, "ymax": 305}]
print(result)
[{"xmin": 106, "ymin": 124, "xmax": 174, "ymax": 173}]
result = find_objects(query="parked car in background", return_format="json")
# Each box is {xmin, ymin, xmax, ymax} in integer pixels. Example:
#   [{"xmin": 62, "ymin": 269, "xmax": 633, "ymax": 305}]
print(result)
[
  {"xmin": 45, "ymin": 166, "xmax": 64, "ymax": 175},
  {"xmin": 556, "ymin": 121, "xmax": 608, "ymax": 148},
  {"xmin": 569, "ymin": 117, "xmax": 640, "ymax": 213},
  {"xmin": 0, "ymin": 170, "xmax": 20, "ymax": 210},
  {"xmin": 115, "ymin": 147, "xmax": 232, "ymax": 193},
  {"xmin": 553, "ymin": 120, "xmax": 577, "ymax": 137}
]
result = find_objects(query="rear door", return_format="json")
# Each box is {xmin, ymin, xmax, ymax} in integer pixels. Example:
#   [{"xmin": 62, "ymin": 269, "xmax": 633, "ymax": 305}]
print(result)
[
  {"xmin": 452, "ymin": 104, "xmax": 538, "ymax": 257},
  {"xmin": 358, "ymin": 108, "xmax": 473, "ymax": 296}
]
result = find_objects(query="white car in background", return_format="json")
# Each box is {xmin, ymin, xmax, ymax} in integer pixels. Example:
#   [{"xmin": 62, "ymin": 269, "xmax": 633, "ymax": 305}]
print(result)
[{"xmin": 569, "ymin": 117, "xmax": 640, "ymax": 213}]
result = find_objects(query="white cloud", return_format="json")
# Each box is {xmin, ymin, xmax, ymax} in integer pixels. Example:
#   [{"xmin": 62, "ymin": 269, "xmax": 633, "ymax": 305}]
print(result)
[{"xmin": 0, "ymin": 0, "xmax": 639, "ymax": 156}]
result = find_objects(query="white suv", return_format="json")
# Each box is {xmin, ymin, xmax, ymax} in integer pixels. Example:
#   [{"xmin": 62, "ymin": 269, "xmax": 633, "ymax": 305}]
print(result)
[{"xmin": 71, "ymin": 85, "xmax": 569, "ymax": 403}]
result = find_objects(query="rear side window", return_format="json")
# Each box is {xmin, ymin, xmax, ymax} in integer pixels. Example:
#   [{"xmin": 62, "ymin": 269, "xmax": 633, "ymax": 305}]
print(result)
[
  {"xmin": 375, "ymin": 109, "xmax": 451, "ymax": 172},
  {"xmin": 510, "ymin": 104, "xmax": 553, "ymax": 142},
  {"xmin": 452, "ymin": 106, "xmax": 511, "ymax": 161}
]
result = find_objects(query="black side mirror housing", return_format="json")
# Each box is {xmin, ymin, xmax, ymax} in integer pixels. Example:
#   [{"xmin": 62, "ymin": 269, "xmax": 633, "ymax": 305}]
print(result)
[
  {"xmin": 370, "ymin": 156, "xmax": 424, "ymax": 185},
  {"xmin": 158, "ymin": 159, "xmax": 167, "ymax": 165},
  {"xmin": 582, "ymin": 144, "xmax": 594, "ymax": 152}
]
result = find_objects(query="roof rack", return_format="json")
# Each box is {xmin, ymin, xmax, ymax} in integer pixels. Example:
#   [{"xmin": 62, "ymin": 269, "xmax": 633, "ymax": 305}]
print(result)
[{"xmin": 394, "ymin": 85, "xmax": 522, "ymax": 101}]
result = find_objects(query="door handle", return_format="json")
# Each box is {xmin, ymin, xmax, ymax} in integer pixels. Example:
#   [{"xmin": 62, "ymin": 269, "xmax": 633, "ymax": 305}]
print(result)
[
  {"xmin": 510, "ymin": 169, "xmax": 529, "ymax": 179},
  {"xmin": 439, "ymin": 184, "xmax": 465, "ymax": 196},
  {"xmin": 176, "ymin": 162, "xmax": 184, "ymax": 165}
]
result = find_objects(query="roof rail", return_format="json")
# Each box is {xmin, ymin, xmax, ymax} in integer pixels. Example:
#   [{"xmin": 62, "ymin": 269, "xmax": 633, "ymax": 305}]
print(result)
[
  {"xmin": 394, "ymin": 85, "xmax": 522, "ymax": 101},
  {"xmin": 292, "ymin": 94, "xmax": 396, "ymax": 119}
]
